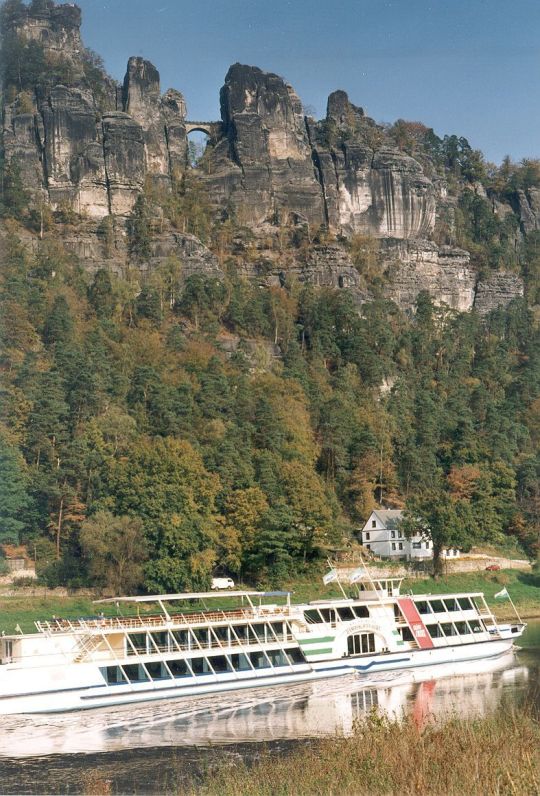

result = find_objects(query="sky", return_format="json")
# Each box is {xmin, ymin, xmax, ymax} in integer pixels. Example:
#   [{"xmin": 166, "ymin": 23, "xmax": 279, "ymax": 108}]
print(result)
[{"xmin": 75, "ymin": 0, "xmax": 540, "ymax": 165}]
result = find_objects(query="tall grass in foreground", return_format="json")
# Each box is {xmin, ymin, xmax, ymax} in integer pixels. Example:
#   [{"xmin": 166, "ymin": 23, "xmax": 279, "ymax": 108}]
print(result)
[{"xmin": 188, "ymin": 708, "xmax": 540, "ymax": 796}]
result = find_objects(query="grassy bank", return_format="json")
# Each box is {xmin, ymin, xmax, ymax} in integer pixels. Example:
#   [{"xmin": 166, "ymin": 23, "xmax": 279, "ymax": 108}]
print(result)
[
  {"xmin": 1, "ymin": 568, "xmax": 539, "ymax": 634},
  {"xmin": 185, "ymin": 708, "xmax": 540, "ymax": 796}
]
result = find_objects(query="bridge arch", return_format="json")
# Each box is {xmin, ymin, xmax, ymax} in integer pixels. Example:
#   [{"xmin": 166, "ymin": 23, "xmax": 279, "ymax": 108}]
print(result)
[{"xmin": 185, "ymin": 121, "xmax": 222, "ymax": 140}]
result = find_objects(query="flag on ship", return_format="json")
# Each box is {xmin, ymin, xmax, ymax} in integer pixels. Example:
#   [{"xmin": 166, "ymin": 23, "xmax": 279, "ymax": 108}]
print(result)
[
  {"xmin": 494, "ymin": 587, "xmax": 510, "ymax": 600},
  {"xmin": 349, "ymin": 567, "xmax": 367, "ymax": 584},
  {"xmin": 323, "ymin": 569, "xmax": 337, "ymax": 585}
]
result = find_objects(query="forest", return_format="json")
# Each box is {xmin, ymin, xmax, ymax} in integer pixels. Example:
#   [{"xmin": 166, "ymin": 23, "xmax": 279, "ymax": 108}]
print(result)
[{"xmin": 0, "ymin": 211, "xmax": 538, "ymax": 590}]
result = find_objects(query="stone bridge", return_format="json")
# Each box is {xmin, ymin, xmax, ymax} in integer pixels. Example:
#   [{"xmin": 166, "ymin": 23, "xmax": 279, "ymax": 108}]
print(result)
[{"xmin": 185, "ymin": 121, "xmax": 223, "ymax": 141}]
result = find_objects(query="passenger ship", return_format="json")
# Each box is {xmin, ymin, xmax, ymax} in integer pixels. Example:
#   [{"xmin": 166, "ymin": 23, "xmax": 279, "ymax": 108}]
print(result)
[{"xmin": 0, "ymin": 573, "xmax": 525, "ymax": 714}]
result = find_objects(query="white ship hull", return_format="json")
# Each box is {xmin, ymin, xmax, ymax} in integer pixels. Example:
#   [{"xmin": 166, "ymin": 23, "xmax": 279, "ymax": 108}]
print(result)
[
  {"xmin": 0, "ymin": 584, "xmax": 525, "ymax": 715},
  {"xmin": 0, "ymin": 635, "xmax": 516, "ymax": 715}
]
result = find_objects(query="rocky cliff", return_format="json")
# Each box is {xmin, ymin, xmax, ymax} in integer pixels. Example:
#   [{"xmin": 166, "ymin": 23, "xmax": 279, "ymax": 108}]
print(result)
[{"xmin": 1, "ymin": 1, "xmax": 527, "ymax": 315}]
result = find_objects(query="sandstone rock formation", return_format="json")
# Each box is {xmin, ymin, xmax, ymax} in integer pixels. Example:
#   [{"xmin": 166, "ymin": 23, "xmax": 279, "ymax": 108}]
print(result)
[
  {"xmin": 1, "ymin": 1, "xmax": 526, "ymax": 315},
  {"xmin": 382, "ymin": 240, "xmax": 476, "ymax": 313},
  {"xmin": 2, "ymin": 7, "xmax": 187, "ymax": 219},
  {"xmin": 474, "ymin": 272, "xmax": 524, "ymax": 315}
]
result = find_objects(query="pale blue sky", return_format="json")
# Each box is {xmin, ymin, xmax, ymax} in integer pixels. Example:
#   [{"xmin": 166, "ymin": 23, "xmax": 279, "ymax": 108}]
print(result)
[{"xmin": 76, "ymin": 0, "xmax": 540, "ymax": 164}]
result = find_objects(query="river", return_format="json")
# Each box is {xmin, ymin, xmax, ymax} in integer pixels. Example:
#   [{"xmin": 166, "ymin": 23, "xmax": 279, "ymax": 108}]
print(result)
[{"xmin": 1, "ymin": 621, "xmax": 539, "ymax": 794}]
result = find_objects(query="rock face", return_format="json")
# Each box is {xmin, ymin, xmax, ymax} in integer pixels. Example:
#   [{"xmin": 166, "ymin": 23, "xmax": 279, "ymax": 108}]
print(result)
[
  {"xmin": 382, "ymin": 240, "xmax": 476, "ymax": 312},
  {"xmin": 2, "ymin": 7, "xmax": 187, "ymax": 219},
  {"xmin": 0, "ymin": 1, "xmax": 526, "ymax": 314},
  {"xmin": 474, "ymin": 272, "xmax": 524, "ymax": 315},
  {"xmin": 122, "ymin": 57, "xmax": 187, "ymax": 187},
  {"xmin": 57, "ymin": 220, "xmax": 222, "ymax": 281},
  {"xmin": 206, "ymin": 64, "xmax": 325, "ymax": 227},
  {"xmin": 5, "ymin": 1, "xmax": 83, "ymax": 60},
  {"xmin": 513, "ymin": 188, "xmax": 540, "ymax": 234},
  {"xmin": 204, "ymin": 74, "xmax": 436, "ymax": 238}
]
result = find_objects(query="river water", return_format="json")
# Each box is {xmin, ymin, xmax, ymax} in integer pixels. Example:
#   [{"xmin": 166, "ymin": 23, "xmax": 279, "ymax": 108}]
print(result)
[{"xmin": 1, "ymin": 622, "xmax": 539, "ymax": 794}]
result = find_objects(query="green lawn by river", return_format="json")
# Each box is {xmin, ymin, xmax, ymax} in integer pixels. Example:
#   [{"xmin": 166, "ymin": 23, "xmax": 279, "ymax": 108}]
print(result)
[{"xmin": 1, "ymin": 568, "xmax": 539, "ymax": 634}]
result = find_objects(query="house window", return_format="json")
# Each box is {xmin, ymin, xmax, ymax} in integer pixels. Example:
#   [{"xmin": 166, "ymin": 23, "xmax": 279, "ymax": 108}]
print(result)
[
  {"xmin": 412, "ymin": 542, "xmax": 421, "ymax": 549},
  {"xmin": 365, "ymin": 532, "xmax": 370, "ymax": 541},
  {"xmin": 398, "ymin": 542, "xmax": 403, "ymax": 550},
  {"xmin": 391, "ymin": 531, "xmax": 396, "ymax": 539},
  {"xmin": 371, "ymin": 520, "xmax": 376, "ymax": 528},
  {"xmin": 366, "ymin": 544, "xmax": 370, "ymax": 550},
  {"xmin": 391, "ymin": 542, "xmax": 396, "ymax": 551}
]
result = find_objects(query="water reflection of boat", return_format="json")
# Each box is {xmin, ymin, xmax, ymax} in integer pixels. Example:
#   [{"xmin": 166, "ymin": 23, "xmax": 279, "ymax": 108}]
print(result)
[{"xmin": 0, "ymin": 652, "xmax": 529, "ymax": 758}]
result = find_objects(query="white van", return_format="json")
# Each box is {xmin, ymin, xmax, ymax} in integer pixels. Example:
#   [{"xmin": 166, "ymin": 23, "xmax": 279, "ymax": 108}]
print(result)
[{"xmin": 211, "ymin": 577, "xmax": 235, "ymax": 590}]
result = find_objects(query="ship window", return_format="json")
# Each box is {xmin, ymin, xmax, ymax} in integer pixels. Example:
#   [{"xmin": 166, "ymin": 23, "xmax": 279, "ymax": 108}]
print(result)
[
  {"xmin": 192, "ymin": 628, "xmax": 209, "ymax": 649},
  {"xmin": 426, "ymin": 624, "xmax": 444, "ymax": 638},
  {"xmin": 146, "ymin": 660, "xmax": 167, "ymax": 680},
  {"xmin": 443, "ymin": 599, "xmax": 459, "ymax": 612},
  {"xmin": 127, "ymin": 633, "xmax": 147, "ymax": 655},
  {"xmin": 400, "ymin": 627, "xmax": 414, "ymax": 641},
  {"xmin": 190, "ymin": 657, "xmax": 211, "ymax": 675},
  {"xmin": 123, "ymin": 663, "xmax": 149, "ymax": 682},
  {"xmin": 458, "ymin": 597, "xmax": 473, "ymax": 611},
  {"xmin": 415, "ymin": 601, "xmax": 430, "ymax": 615},
  {"xmin": 215, "ymin": 626, "xmax": 230, "ymax": 643},
  {"xmin": 468, "ymin": 620, "xmax": 483, "ymax": 634},
  {"xmin": 353, "ymin": 606, "xmax": 369, "ymax": 618},
  {"xmin": 171, "ymin": 630, "xmax": 189, "ymax": 649},
  {"xmin": 304, "ymin": 609, "xmax": 323, "ymax": 624},
  {"xmin": 440, "ymin": 623, "xmax": 458, "ymax": 637},
  {"xmin": 230, "ymin": 652, "xmax": 251, "ymax": 671},
  {"xmin": 244, "ymin": 625, "xmax": 258, "ymax": 643},
  {"xmin": 233, "ymin": 625, "xmax": 248, "ymax": 641},
  {"xmin": 319, "ymin": 608, "xmax": 336, "ymax": 625},
  {"xmin": 167, "ymin": 658, "xmax": 189, "ymax": 677},
  {"xmin": 150, "ymin": 632, "xmax": 169, "ymax": 652},
  {"xmin": 267, "ymin": 649, "xmax": 288, "ymax": 667},
  {"xmin": 337, "ymin": 607, "xmax": 355, "ymax": 621},
  {"xmin": 347, "ymin": 632, "xmax": 375, "ymax": 656},
  {"xmin": 249, "ymin": 650, "xmax": 271, "ymax": 669},
  {"xmin": 209, "ymin": 654, "xmax": 230, "ymax": 673},
  {"xmin": 428, "ymin": 600, "xmax": 444, "ymax": 613},
  {"xmin": 454, "ymin": 622, "xmax": 470, "ymax": 635},
  {"xmin": 286, "ymin": 647, "xmax": 306, "ymax": 664},
  {"xmin": 269, "ymin": 622, "xmax": 284, "ymax": 640},
  {"xmin": 253, "ymin": 623, "xmax": 267, "ymax": 641},
  {"xmin": 102, "ymin": 666, "xmax": 127, "ymax": 685}
]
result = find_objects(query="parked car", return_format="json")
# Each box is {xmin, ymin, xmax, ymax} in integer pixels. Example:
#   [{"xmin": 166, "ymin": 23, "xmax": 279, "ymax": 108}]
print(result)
[
  {"xmin": 485, "ymin": 564, "xmax": 501, "ymax": 571},
  {"xmin": 211, "ymin": 577, "xmax": 235, "ymax": 590}
]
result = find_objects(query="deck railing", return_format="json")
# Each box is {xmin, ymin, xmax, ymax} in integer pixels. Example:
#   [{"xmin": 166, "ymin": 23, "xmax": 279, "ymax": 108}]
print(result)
[{"xmin": 36, "ymin": 606, "xmax": 293, "ymax": 635}]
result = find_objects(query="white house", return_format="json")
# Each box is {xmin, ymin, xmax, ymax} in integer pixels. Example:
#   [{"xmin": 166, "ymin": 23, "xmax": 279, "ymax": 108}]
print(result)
[{"xmin": 359, "ymin": 510, "xmax": 460, "ymax": 561}]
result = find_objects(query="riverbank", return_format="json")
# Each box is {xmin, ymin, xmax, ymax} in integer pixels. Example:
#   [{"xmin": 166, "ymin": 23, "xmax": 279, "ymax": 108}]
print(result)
[
  {"xmin": 1, "ymin": 568, "xmax": 539, "ymax": 634},
  {"xmin": 188, "ymin": 707, "xmax": 540, "ymax": 796}
]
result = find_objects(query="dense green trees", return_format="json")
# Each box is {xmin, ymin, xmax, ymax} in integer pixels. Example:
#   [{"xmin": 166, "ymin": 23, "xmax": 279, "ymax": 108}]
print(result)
[{"xmin": 1, "ymin": 222, "xmax": 537, "ymax": 590}]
